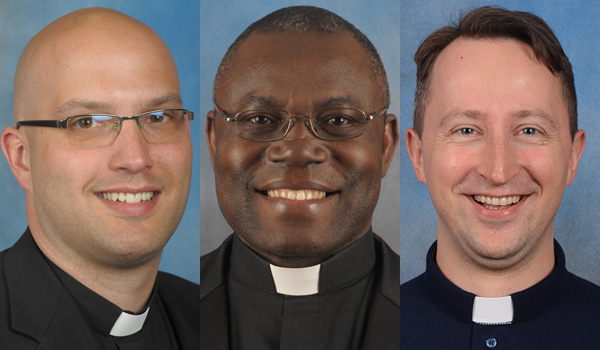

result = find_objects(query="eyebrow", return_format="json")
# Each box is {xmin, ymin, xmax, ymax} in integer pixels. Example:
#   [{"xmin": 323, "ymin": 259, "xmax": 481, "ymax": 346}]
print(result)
[
  {"xmin": 53, "ymin": 93, "xmax": 183, "ymax": 117},
  {"xmin": 515, "ymin": 109, "xmax": 557, "ymax": 129},
  {"xmin": 54, "ymin": 99, "xmax": 113, "ymax": 118},
  {"xmin": 438, "ymin": 109, "xmax": 484, "ymax": 128},
  {"xmin": 439, "ymin": 109, "xmax": 558, "ymax": 129},
  {"xmin": 320, "ymin": 96, "xmax": 358, "ymax": 107},
  {"xmin": 240, "ymin": 95, "xmax": 278, "ymax": 108},
  {"xmin": 143, "ymin": 93, "xmax": 183, "ymax": 110},
  {"xmin": 238, "ymin": 94, "xmax": 360, "ymax": 109}
]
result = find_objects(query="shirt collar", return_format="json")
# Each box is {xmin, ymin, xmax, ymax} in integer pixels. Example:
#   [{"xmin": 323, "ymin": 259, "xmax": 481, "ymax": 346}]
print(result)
[
  {"xmin": 472, "ymin": 296, "xmax": 513, "ymax": 324},
  {"xmin": 229, "ymin": 229, "xmax": 376, "ymax": 295},
  {"xmin": 269, "ymin": 264, "xmax": 320, "ymax": 296},
  {"xmin": 47, "ymin": 258, "xmax": 158, "ymax": 337},
  {"xmin": 423, "ymin": 240, "xmax": 569, "ymax": 323}
]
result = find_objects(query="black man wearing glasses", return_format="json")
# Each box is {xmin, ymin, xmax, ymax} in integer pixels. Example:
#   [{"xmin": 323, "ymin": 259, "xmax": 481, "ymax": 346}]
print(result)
[{"xmin": 201, "ymin": 6, "xmax": 399, "ymax": 350}]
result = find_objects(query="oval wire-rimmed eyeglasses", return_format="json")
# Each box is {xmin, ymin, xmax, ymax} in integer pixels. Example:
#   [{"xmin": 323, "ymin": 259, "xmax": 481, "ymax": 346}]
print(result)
[
  {"xmin": 214, "ymin": 103, "xmax": 387, "ymax": 142},
  {"xmin": 16, "ymin": 109, "xmax": 194, "ymax": 147}
]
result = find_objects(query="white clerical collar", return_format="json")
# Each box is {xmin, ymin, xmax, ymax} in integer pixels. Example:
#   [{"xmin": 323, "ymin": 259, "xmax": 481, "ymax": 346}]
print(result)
[
  {"xmin": 269, "ymin": 264, "xmax": 320, "ymax": 296},
  {"xmin": 472, "ymin": 296, "xmax": 514, "ymax": 325},
  {"xmin": 109, "ymin": 307, "xmax": 150, "ymax": 337}
]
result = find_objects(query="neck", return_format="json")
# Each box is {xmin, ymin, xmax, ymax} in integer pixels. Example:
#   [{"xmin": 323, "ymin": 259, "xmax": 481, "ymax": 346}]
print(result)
[
  {"xmin": 29, "ymin": 226, "xmax": 159, "ymax": 313},
  {"xmin": 436, "ymin": 232, "xmax": 555, "ymax": 297}
]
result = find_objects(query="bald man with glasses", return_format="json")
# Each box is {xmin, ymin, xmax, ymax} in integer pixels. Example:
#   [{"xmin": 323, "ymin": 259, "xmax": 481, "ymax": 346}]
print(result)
[{"xmin": 0, "ymin": 8, "xmax": 198, "ymax": 349}]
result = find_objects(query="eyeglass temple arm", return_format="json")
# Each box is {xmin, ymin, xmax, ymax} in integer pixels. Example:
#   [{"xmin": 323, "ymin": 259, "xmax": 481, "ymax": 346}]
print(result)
[
  {"xmin": 16, "ymin": 120, "xmax": 64, "ymax": 129},
  {"xmin": 366, "ymin": 108, "xmax": 389, "ymax": 121},
  {"xmin": 214, "ymin": 106, "xmax": 235, "ymax": 122}
]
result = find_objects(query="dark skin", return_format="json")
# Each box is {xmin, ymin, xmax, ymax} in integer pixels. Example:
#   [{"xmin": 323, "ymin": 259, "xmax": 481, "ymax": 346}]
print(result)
[{"xmin": 207, "ymin": 31, "xmax": 398, "ymax": 267}]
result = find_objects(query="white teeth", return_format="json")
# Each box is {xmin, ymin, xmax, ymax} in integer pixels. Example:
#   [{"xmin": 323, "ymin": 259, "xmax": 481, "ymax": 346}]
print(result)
[
  {"xmin": 101, "ymin": 191, "xmax": 155, "ymax": 203},
  {"xmin": 473, "ymin": 195, "xmax": 522, "ymax": 209},
  {"xmin": 267, "ymin": 189, "xmax": 327, "ymax": 200}
]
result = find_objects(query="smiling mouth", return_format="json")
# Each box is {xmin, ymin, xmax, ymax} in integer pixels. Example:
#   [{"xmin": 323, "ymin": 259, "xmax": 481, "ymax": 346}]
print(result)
[
  {"xmin": 473, "ymin": 195, "xmax": 522, "ymax": 210},
  {"xmin": 266, "ymin": 189, "xmax": 330, "ymax": 200},
  {"xmin": 98, "ymin": 191, "xmax": 156, "ymax": 204}
]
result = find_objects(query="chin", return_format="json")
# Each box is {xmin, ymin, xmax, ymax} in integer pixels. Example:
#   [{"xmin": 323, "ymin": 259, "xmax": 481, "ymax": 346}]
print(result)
[
  {"xmin": 99, "ymin": 245, "xmax": 164, "ymax": 268},
  {"xmin": 243, "ymin": 231, "xmax": 329, "ymax": 263},
  {"xmin": 467, "ymin": 240, "xmax": 529, "ymax": 269}
]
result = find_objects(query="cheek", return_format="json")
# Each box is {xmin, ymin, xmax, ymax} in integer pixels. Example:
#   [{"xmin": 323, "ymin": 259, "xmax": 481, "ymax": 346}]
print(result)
[
  {"xmin": 213, "ymin": 140, "xmax": 265, "ymax": 191},
  {"xmin": 32, "ymin": 142, "xmax": 94, "ymax": 189},
  {"xmin": 424, "ymin": 145, "xmax": 476, "ymax": 192},
  {"xmin": 156, "ymin": 141, "xmax": 193, "ymax": 174},
  {"xmin": 519, "ymin": 146, "xmax": 570, "ymax": 191}
]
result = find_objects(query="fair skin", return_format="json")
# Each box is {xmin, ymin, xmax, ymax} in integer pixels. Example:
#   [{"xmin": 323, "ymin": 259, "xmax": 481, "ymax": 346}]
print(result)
[
  {"xmin": 1, "ymin": 9, "xmax": 192, "ymax": 311},
  {"xmin": 407, "ymin": 38, "xmax": 585, "ymax": 297}
]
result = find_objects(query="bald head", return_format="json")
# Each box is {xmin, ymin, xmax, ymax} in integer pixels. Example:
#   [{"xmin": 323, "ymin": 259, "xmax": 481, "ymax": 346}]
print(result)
[
  {"xmin": 14, "ymin": 7, "xmax": 180, "ymax": 123},
  {"xmin": 1, "ymin": 7, "xmax": 192, "ymax": 282}
]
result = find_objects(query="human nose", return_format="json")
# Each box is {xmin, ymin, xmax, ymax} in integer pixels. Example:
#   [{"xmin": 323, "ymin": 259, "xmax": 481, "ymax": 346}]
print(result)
[
  {"xmin": 478, "ymin": 134, "xmax": 519, "ymax": 184},
  {"xmin": 267, "ymin": 117, "xmax": 329, "ymax": 166},
  {"xmin": 108, "ymin": 119, "xmax": 153, "ymax": 173}
]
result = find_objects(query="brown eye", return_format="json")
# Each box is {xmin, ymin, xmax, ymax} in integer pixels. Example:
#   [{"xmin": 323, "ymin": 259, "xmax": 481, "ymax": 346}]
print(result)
[
  {"xmin": 75, "ymin": 117, "xmax": 99, "ymax": 129},
  {"xmin": 317, "ymin": 109, "xmax": 362, "ymax": 128},
  {"xmin": 148, "ymin": 112, "xmax": 172, "ymax": 123},
  {"xmin": 323, "ymin": 115, "xmax": 352, "ymax": 125},
  {"xmin": 249, "ymin": 115, "xmax": 274, "ymax": 124},
  {"xmin": 238, "ymin": 112, "xmax": 281, "ymax": 125}
]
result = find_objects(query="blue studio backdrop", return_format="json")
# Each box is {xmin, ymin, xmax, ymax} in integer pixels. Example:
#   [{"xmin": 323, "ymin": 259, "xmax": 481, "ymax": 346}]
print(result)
[
  {"xmin": 0, "ymin": 0, "xmax": 200, "ymax": 283},
  {"xmin": 200, "ymin": 0, "xmax": 401, "ymax": 256},
  {"xmin": 400, "ymin": 0, "xmax": 600, "ymax": 285}
]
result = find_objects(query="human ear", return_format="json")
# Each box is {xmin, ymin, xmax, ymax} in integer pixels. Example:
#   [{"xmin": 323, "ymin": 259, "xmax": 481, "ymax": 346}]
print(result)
[
  {"xmin": 1, "ymin": 126, "xmax": 32, "ymax": 192},
  {"xmin": 566, "ymin": 129, "xmax": 586, "ymax": 186},
  {"xmin": 406, "ymin": 128, "xmax": 427, "ymax": 184},
  {"xmin": 206, "ymin": 110, "xmax": 217, "ymax": 169},
  {"xmin": 380, "ymin": 114, "xmax": 399, "ymax": 177}
]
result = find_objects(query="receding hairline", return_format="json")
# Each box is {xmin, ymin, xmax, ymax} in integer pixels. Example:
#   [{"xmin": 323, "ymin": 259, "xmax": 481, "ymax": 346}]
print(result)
[{"xmin": 412, "ymin": 6, "xmax": 577, "ymax": 140}]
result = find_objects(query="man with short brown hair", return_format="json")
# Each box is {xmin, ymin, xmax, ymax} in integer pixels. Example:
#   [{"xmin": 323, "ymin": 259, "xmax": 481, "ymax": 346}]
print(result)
[{"xmin": 402, "ymin": 6, "xmax": 600, "ymax": 348}]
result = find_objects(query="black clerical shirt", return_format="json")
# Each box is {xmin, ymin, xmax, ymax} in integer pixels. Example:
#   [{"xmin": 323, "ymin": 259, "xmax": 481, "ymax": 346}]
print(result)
[
  {"xmin": 401, "ymin": 240, "xmax": 600, "ymax": 349},
  {"xmin": 228, "ymin": 231, "xmax": 377, "ymax": 350},
  {"xmin": 47, "ymin": 257, "xmax": 179, "ymax": 350}
]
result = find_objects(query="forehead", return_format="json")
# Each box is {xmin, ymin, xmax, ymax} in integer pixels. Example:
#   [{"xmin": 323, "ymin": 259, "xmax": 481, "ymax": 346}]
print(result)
[
  {"xmin": 424, "ymin": 38, "xmax": 567, "ymax": 126},
  {"xmin": 216, "ymin": 31, "xmax": 383, "ymax": 110},
  {"xmin": 19, "ymin": 15, "xmax": 180, "ymax": 118}
]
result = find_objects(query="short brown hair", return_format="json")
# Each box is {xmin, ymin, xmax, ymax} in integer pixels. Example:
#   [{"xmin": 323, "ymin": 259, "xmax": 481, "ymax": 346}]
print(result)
[{"xmin": 413, "ymin": 6, "xmax": 577, "ymax": 139}]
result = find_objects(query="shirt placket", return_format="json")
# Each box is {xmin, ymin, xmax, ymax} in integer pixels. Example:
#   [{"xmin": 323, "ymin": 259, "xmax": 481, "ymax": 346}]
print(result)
[{"xmin": 471, "ymin": 323, "xmax": 511, "ymax": 349}]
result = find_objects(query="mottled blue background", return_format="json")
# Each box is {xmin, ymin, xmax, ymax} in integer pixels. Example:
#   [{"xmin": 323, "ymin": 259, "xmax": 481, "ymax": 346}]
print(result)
[
  {"xmin": 200, "ymin": 0, "xmax": 400, "ymax": 256},
  {"xmin": 0, "ymin": 0, "xmax": 200, "ymax": 283},
  {"xmin": 401, "ymin": 0, "xmax": 600, "ymax": 285}
]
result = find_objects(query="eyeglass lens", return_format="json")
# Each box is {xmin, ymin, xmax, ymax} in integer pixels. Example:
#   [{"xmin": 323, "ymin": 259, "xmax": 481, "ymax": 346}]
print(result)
[
  {"xmin": 66, "ymin": 110, "xmax": 190, "ymax": 146},
  {"xmin": 234, "ymin": 108, "xmax": 368, "ymax": 141}
]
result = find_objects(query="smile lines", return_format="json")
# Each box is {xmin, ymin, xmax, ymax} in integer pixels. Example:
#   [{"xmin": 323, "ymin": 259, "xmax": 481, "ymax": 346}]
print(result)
[
  {"xmin": 473, "ymin": 195, "xmax": 522, "ymax": 210},
  {"xmin": 267, "ymin": 189, "xmax": 327, "ymax": 200},
  {"xmin": 99, "ymin": 191, "xmax": 155, "ymax": 204}
]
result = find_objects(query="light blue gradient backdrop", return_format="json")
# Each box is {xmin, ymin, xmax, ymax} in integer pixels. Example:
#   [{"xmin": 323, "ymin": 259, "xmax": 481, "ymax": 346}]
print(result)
[
  {"xmin": 200, "ymin": 0, "xmax": 400, "ymax": 256},
  {"xmin": 0, "ymin": 0, "xmax": 199, "ymax": 283},
  {"xmin": 401, "ymin": 0, "xmax": 600, "ymax": 285}
]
